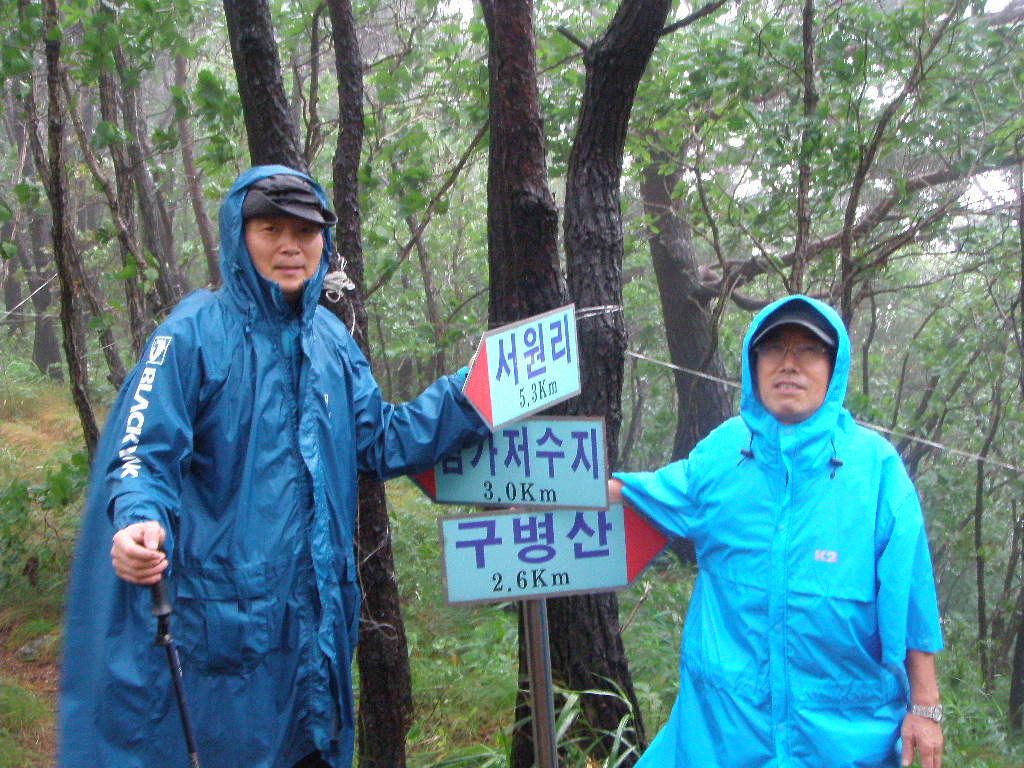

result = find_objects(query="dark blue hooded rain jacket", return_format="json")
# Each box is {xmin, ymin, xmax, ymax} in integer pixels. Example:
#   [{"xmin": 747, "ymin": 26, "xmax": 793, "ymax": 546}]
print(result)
[
  {"xmin": 58, "ymin": 166, "xmax": 489, "ymax": 767},
  {"xmin": 617, "ymin": 295, "xmax": 943, "ymax": 767}
]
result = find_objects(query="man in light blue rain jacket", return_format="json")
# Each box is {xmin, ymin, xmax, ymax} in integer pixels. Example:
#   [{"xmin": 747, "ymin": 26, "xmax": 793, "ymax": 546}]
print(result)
[
  {"xmin": 610, "ymin": 295, "xmax": 944, "ymax": 768},
  {"xmin": 59, "ymin": 166, "xmax": 490, "ymax": 768}
]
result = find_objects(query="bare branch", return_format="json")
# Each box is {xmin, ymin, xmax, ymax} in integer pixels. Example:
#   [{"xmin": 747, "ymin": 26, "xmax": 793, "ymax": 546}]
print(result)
[
  {"xmin": 557, "ymin": 25, "xmax": 588, "ymax": 52},
  {"xmin": 660, "ymin": 0, "xmax": 730, "ymax": 36}
]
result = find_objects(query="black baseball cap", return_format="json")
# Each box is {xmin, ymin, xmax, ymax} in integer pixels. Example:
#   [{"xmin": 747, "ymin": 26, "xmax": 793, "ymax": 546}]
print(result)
[
  {"xmin": 750, "ymin": 299, "xmax": 838, "ymax": 349},
  {"xmin": 242, "ymin": 174, "xmax": 338, "ymax": 227}
]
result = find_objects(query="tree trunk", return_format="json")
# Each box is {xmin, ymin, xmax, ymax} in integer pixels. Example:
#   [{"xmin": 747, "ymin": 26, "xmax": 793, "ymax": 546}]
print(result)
[
  {"xmin": 24, "ymin": 218, "xmax": 62, "ymax": 380},
  {"xmin": 113, "ymin": 46, "xmax": 189, "ymax": 312},
  {"xmin": 2, "ymin": 261, "xmax": 25, "ymax": 334},
  {"xmin": 407, "ymin": 215, "xmax": 446, "ymax": 380},
  {"xmin": 1009, "ymin": 514, "xmax": 1024, "ymax": 733},
  {"xmin": 327, "ymin": 2, "xmax": 414, "ymax": 766},
  {"xmin": 974, "ymin": 381, "xmax": 1003, "ymax": 692},
  {"xmin": 175, "ymin": 54, "xmax": 220, "ymax": 287},
  {"xmin": 43, "ymin": 0, "xmax": 99, "ymax": 456},
  {"xmin": 223, "ymin": 0, "xmax": 307, "ymax": 171},
  {"xmin": 480, "ymin": 0, "xmax": 566, "ymax": 329},
  {"xmin": 554, "ymin": 2, "xmax": 672, "ymax": 760},
  {"xmin": 94, "ymin": 49, "xmax": 151, "ymax": 352},
  {"xmin": 791, "ymin": 0, "xmax": 818, "ymax": 293},
  {"xmin": 478, "ymin": 3, "xmax": 571, "ymax": 765},
  {"xmin": 639, "ymin": 151, "xmax": 732, "ymax": 462}
]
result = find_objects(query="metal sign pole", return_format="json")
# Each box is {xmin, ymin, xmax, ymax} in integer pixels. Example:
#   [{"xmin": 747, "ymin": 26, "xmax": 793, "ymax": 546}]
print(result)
[{"xmin": 523, "ymin": 598, "xmax": 558, "ymax": 768}]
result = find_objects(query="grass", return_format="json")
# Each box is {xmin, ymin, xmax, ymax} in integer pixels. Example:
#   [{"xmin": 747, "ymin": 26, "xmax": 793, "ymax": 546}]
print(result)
[{"xmin": 0, "ymin": 679, "xmax": 49, "ymax": 768}]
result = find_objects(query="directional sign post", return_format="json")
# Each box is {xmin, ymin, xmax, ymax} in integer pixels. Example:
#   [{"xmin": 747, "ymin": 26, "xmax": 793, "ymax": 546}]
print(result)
[
  {"xmin": 463, "ymin": 304, "xmax": 580, "ymax": 430},
  {"xmin": 439, "ymin": 504, "xmax": 667, "ymax": 605},
  {"xmin": 435, "ymin": 305, "xmax": 637, "ymax": 768},
  {"xmin": 414, "ymin": 417, "xmax": 608, "ymax": 510}
]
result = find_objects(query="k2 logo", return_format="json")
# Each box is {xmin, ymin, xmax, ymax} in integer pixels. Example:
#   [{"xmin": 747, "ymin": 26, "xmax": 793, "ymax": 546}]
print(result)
[
  {"xmin": 814, "ymin": 549, "xmax": 838, "ymax": 564},
  {"xmin": 148, "ymin": 335, "xmax": 173, "ymax": 366}
]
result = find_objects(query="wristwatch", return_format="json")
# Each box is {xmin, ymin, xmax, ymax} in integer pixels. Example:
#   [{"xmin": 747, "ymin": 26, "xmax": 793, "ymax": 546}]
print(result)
[{"xmin": 909, "ymin": 703, "xmax": 944, "ymax": 723}]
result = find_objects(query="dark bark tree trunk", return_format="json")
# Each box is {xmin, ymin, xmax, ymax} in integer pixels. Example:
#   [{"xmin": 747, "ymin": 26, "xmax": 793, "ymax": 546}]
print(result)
[
  {"xmin": 640, "ymin": 151, "xmax": 732, "ymax": 463},
  {"xmin": 223, "ymin": 0, "xmax": 306, "ymax": 171},
  {"xmin": 1009, "ymin": 508, "xmax": 1024, "ymax": 733},
  {"xmin": 480, "ymin": 0, "xmax": 567, "ymax": 329},
  {"xmin": 43, "ymin": 0, "xmax": 99, "ymax": 456},
  {"xmin": 10, "ymin": 3, "xmax": 61, "ymax": 379},
  {"xmin": 326, "ymin": 1, "xmax": 414, "ymax": 766},
  {"xmin": 791, "ymin": 0, "xmax": 818, "ymax": 294},
  {"xmin": 478, "ymin": 3, "xmax": 569, "ymax": 765},
  {"xmin": 974, "ymin": 380, "xmax": 1003, "ymax": 693},
  {"xmin": 552, "ymin": 2, "xmax": 672, "ymax": 761}
]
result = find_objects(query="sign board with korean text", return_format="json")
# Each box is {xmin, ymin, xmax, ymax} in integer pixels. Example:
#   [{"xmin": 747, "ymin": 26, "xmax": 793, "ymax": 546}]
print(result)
[
  {"xmin": 439, "ymin": 504, "xmax": 668, "ymax": 605},
  {"xmin": 414, "ymin": 417, "xmax": 608, "ymax": 511},
  {"xmin": 463, "ymin": 305, "xmax": 580, "ymax": 430}
]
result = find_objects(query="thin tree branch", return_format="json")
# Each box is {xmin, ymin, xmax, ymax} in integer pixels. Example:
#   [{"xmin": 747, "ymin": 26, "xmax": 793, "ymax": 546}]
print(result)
[
  {"xmin": 365, "ymin": 120, "xmax": 488, "ymax": 297},
  {"xmin": 660, "ymin": 0, "xmax": 730, "ymax": 36}
]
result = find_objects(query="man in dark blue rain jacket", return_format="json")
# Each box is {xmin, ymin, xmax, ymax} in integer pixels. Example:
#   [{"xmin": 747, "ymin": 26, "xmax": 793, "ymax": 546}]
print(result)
[
  {"xmin": 59, "ymin": 166, "xmax": 491, "ymax": 768},
  {"xmin": 610, "ymin": 296, "xmax": 945, "ymax": 768}
]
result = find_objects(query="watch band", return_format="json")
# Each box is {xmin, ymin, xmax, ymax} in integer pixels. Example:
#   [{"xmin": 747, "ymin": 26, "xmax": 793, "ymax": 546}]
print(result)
[{"xmin": 909, "ymin": 703, "xmax": 943, "ymax": 723}]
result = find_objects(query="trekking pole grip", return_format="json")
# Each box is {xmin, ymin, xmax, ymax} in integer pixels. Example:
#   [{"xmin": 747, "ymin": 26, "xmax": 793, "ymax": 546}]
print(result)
[
  {"xmin": 150, "ymin": 579, "xmax": 172, "ymax": 645},
  {"xmin": 151, "ymin": 579, "xmax": 172, "ymax": 617}
]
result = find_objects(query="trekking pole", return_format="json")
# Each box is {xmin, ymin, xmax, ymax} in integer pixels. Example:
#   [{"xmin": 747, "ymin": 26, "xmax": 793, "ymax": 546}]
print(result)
[{"xmin": 151, "ymin": 579, "xmax": 201, "ymax": 768}]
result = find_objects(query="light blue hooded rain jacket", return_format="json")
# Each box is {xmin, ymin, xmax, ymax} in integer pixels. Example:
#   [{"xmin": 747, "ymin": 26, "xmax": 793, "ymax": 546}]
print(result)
[
  {"xmin": 59, "ymin": 166, "xmax": 489, "ymax": 768},
  {"xmin": 617, "ymin": 295, "xmax": 942, "ymax": 767}
]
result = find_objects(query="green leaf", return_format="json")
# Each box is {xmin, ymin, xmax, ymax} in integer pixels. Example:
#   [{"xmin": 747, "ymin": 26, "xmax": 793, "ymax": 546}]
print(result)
[
  {"xmin": 1, "ymin": 41, "xmax": 32, "ymax": 77},
  {"xmin": 91, "ymin": 121, "xmax": 130, "ymax": 150},
  {"xmin": 151, "ymin": 126, "xmax": 179, "ymax": 152},
  {"xmin": 111, "ymin": 261, "xmax": 138, "ymax": 280},
  {"xmin": 13, "ymin": 183, "xmax": 40, "ymax": 207}
]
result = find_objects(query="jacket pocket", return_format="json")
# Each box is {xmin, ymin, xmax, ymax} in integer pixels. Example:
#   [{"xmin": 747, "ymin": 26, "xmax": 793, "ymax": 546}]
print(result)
[
  {"xmin": 174, "ymin": 560, "xmax": 285, "ymax": 675},
  {"xmin": 786, "ymin": 564, "xmax": 896, "ymax": 705}
]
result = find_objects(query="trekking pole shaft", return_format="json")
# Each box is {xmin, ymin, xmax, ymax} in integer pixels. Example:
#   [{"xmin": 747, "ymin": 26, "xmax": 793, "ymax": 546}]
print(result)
[
  {"xmin": 163, "ymin": 641, "xmax": 201, "ymax": 767},
  {"xmin": 150, "ymin": 578, "xmax": 201, "ymax": 767}
]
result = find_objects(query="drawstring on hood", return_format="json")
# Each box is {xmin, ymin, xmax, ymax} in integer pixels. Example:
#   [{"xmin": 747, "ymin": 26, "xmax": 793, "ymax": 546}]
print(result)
[
  {"xmin": 738, "ymin": 434, "xmax": 755, "ymax": 465},
  {"xmin": 828, "ymin": 438, "xmax": 844, "ymax": 478}
]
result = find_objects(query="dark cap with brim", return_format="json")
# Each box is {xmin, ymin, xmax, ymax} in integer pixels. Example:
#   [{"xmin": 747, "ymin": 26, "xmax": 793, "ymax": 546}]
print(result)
[
  {"xmin": 242, "ymin": 174, "xmax": 338, "ymax": 227},
  {"xmin": 750, "ymin": 299, "xmax": 838, "ymax": 348}
]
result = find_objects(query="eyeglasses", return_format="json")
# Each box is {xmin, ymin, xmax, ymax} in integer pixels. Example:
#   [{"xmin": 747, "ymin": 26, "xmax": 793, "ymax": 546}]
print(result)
[{"xmin": 755, "ymin": 342, "xmax": 830, "ymax": 365}]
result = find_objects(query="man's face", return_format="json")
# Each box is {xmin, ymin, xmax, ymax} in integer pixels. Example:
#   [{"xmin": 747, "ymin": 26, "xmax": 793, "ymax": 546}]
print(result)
[
  {"xmin": 754, "ymin": 324, "xmax": 833, "ymax": 424},
  {"xmin": 244, "ymin": 216, "xmax": 324, "ymax": 302}
]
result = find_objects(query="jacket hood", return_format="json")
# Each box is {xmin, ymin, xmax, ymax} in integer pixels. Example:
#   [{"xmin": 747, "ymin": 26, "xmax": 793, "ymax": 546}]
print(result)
[
  {"xmin": 740, "ymin": 295, "xmax": 851, "ymax": 445},
  {"xmin": 217, "ymin": 165, "xmax": 333, "ymax": 322}
]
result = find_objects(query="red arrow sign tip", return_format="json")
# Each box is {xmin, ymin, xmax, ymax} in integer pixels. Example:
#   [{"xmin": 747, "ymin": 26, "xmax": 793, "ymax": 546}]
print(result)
[
  {"xmin": 624, "ymin": 504, "xmax": 668, "ymax": 583},
  {"xmin": 463, "ymin": 341, "xmax": 493, "ymax": 426},
  {"xmin": 412, "ymin": 468, "xmax": 437, "ymax": 500}
]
